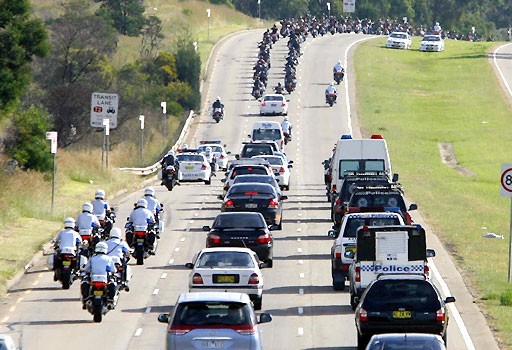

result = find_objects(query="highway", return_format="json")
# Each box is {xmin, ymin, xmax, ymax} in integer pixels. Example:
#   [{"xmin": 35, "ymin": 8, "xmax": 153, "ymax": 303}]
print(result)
[{"xmin": 0, "ymin": 31, "xmax": 501, "ymax": 349}]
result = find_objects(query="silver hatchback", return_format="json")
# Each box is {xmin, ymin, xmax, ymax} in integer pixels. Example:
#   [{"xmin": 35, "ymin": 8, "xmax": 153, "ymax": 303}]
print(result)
[{"xmin": 158, "ymin": 292, "xmax": 272, "ymax": 350}]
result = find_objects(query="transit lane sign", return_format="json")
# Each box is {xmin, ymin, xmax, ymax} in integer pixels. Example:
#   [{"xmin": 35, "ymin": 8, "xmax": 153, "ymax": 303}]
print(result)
[{"xmin": 91, "ymin": 92, "xmax": 118, "ymax": 128}]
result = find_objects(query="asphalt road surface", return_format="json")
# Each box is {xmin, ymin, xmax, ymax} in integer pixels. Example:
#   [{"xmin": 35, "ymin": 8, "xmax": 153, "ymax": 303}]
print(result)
[{"xmin": 0, "ymin": 31, "xmax": 501, "ymax": 350}]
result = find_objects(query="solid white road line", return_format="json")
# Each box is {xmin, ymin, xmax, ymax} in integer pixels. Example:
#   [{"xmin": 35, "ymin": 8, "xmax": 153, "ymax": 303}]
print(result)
[{"xmin": 493, "ymin": 43, "xmax": 512, "ymax": 98}]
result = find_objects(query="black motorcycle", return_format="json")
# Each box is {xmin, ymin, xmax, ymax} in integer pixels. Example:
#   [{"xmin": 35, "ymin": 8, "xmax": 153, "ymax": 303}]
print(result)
[
  {"xmin": 162, "ymin": 165, "xmax": 178, "ymax": 191},
  {"xmin": 125, "ymin": 221, "xmax": 157, "ymax": 265}
]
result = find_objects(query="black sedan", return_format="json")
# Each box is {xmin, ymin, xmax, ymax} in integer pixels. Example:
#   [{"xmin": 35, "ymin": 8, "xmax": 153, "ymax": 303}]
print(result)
[
  {"xmin": 355, "ymin": 274, "xmax": 455, "ymax": 350},
  {"xmin": 219, "ymin": 183, "xmax": 287, "ymax": 230},
  {"xmin": 203, "ymin": 212, "xmax": 274, "ymax": 267}
]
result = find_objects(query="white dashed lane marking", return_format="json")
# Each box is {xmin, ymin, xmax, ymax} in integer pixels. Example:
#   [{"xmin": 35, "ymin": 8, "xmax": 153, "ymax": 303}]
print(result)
[
  {"xmin": 297, "ymin": 327, "xmax": 304, "ymax": 336},
  {"xmin": 153, "ymin": 289, "xmax": 159, "ymax": 295},
  {"xmin": 134, "ymin": 328, "xmax": 143, "ymax": 337},
  {"xmin": 299, "ymin": 273, "xmax": 305, "ymax": 279},
  {"xmin": 145, "ymin": 307, "xmax": 151, "ymax": 314},
  {"xmin": 168, "ymin": 259, "xmax": 175, "ymax": 265},
  {"xmin": 161, "ymin": 273, "xmax": 168, "ymax": 279},
  {"xmin": 299, "ymin": 288, "xmax": 304, "ymax": 295},
  {"xmin": 298, "ymin": 307, "xmax": 304, "ymax": 315}
]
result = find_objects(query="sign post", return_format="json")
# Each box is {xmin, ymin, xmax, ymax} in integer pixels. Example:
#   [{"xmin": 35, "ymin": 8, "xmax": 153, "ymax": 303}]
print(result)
[
  {"xmin": 207, "ymin": 9, "xmax": 211, "ymax": 40},
  {"xmin": 258, "ymin": 0, "xmax": 261, "ymax": 21},
  {"xmin": 139, "ymin": 115, "xmax": 145, "ymax": 166},
  {"xmin": 500, "ymin": 163, "xmax": 512, "ymax": 282},
  {"xmin": 46, "ymin": 132, "xmax": 58, "ymax": 214},
  {"xmin": 161, "ymin": 102, "xmax": 167, "ymax": 147},
  {"xmin": 327, "ymin": 2, "xmax": 330, "ymax": 17},
  {"xmin": 102, "ymin": 119, "xmax": 110, "ymax": 169}
]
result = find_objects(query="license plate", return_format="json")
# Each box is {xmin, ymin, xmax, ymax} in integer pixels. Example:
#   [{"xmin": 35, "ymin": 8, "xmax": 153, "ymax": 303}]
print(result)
[
  {"xmin": 216, "ymin": 275, "xmax": 235, "ymax": 283},
  {"xmin": 185, "ymin": 166, "xmax": 194, "ymax": 170},
  {"xmin": 205, "ymin": 341, "xmax": 223, "ymax": 348},
  {"xmin": 62, "ymin": 261, "xmax": 71, "ymax": 266},
  {"xmin": 93, "ymin": 290, "xmax": 103, "ymax": 296},
  {"xmin": 245, "ymin": 203, "xmax": 258, "ymax": 209},
  {"xmin": 271, "ymin": 103, "xmax": 277, "ymax": 107},
  {"xmin": 392, "ymin": 310, "xmax": 412, "ymax": 319},
  {"xmin": 137, "ymin": 239, "xmax": 145, "ymax": 242}
]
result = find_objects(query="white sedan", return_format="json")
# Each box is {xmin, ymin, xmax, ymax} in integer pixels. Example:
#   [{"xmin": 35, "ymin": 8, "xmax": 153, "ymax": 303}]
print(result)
[
  {"xmin": 419, "ymin": 34, "xmax": 445, "ymax": 52},
  {"xmin": 253, "ymin": 155, "xmax": 292, "ymax": 190},
  {"xmin": 176, "ymin": 152, "xmax": 212, "ymax": 184},
  {"xmin": 260, "ymin": 94, "xmax": 288, "ymax": 116},
  {"xmin": 186, "ymin": 247, "xmax": 266, "ymax": 310},
  {"xmin": 386, "ymin": 32, "xmax": 412, "ymax": 50}
]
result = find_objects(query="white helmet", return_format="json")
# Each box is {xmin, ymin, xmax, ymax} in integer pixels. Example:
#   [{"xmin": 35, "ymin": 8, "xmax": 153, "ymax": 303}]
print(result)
[
  {"xmin": 337, "ymin": 60, "xmax": 341, "ymax": 65},
  {"xmin": 82, "ymin": 202, "xmax": 93, "ymax": 213},
  {"xmin": 64, "ymin": 217, "xmax": 75, "ymax": 229},
  {"xmin": 284, "ymin": 116, "xmax": 289, "ymax": 121},
  {"xmin": 136, "ymin": 198, "xmax": 148, "ymax": 208},
  {"xmin": 216, "ymin": 96, "xmax": 221, "ymax": 101},
  {"xmin": 95, "ymin": 242, "xmax": 108, "ymax": 254},
  {"xmin": 329, "ymin": 82, "xmax": 334, "ymax": 86},
  {"xmin": 95, "ymin": 189, "xmax": 105, "ymax": 200},
  {"xmin": 205, "ymin": 146, "xmax": 212, "ymax": 153},
  {"xmin": 144, "ymin": 187, "xmax": 155, "ymax": 197},
  {"xmin": 183, "ymin": 144, "xmax": 189, "ymax": 149},
  {"xmin": 110, "ymin": 227, "xmax": 122, "ymax": 239},
  {"xmin": 167, "ymin": 150, "xmax": 175, "ymax": 157}
]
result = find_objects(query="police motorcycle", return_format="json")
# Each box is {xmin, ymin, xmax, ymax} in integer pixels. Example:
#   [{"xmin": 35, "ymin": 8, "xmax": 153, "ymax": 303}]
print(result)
[
  {"xmin": 333, "ymin": 69, "xmax": 345, "ymax": 84},
  {"xmin": 162, "ymin": 164, "xmax": 178, "ymax": 191},
  {"xmin": 49, "ymin": 240, "xmax": 86, "ymax": 290},
  {"xmin": 326, "ymin": 90, "xmax": 337, "ymax": 107},
  {"xmin": 125, "ymin": 217, "xmax": 157, "ymax": 265},
  {"xmin": 212, "ymin": 107, "xmax": 223, "ymax": 123},
  {"xmin": 78, "ymin": 223, "xmax": 103, "ymax": 258},
  {"xmin": 96, "ymin": 206, "xmax": 116, "ymax": 238}
]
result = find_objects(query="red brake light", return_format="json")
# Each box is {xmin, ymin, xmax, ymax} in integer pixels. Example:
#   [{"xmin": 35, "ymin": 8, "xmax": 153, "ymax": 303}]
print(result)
[
  {"xmin": 335, "ymin": 198, "xmax": 342, "ymax": 205},
  {"xmin": 424, "ymin": 265, "xmax": 430, "ymax": 276},
  {"xmin": 201, "ymin": 164, "xmax": 207, "ymax": 170},
  {"xmin": 268, "ymin": 199, "xmax": 279, "ymax": 208},
  {"xmin": 135, "ymin": 231, "xmax": 146, "ymax": 238},
  {"xmin": 232, "ymin": 324, "xmax": 257, "ymax": 335},
  {"xmin": 281, "ymin": 102, "xmax": 286, "ymax": 106},
  {"xmin": 406, "ymin": 212, "xmax": 413, "ymax": 225},
  {"xmin": 91, "ymin": 281, "xmax": 106, "ymax": 289},
  {"xmin": 257, "ymin": 233, "xmax": 271, "ymax": 243},
  {"xmin": 279, "ymin": 167, "xmax": 285, "ymax": 173},
  {"xmin": 332, "ymin": 185, "xmax": 337, "ymax": 192},
  {"xmin": 248, "ymin": 273, "xmax": 259, "ymax": 284},
  {"xmin": 168, "ymin": 325, "xmax": 192, "ymax": 335},
  {"xmin": 334, "ymin": 246, "xmax": 342, "ymax": 259},
  {"xmin": 247, "ymin": 167, "xmax": 253, "ymax": 171},
  {"xmin": 220, "ymin": 154, "xmax": 225, "ymax": 159},
  {"xmin": 359, "ymin": 308, "xmax": 368, "ymax": 322},
  {"xmin": 370, "ymin": 134, "xmax": 384, "ymax": 139},
  {"xmin": 245, "ymin": 192, "xmax": 258, "ymax": 195},
  {"xmin": 209, "ymin": 233, "xmax": 221, "ymax": 244},
  {"xmin": 355, "ymin": 266, "xmax": 361, "ymax": 282},
  {"xmin": 224, "ymin": 199, "xmax": 234, "ymax": 208},
  {"xmin": 192, "ymin": 273, "xmax": 203, "ymax": 284},
  {"xmin": 262, "ymin": 101, "xmax": 266, "ymax": 106},
  {"xmin": 436, "ymin": 308, "xmax": 446, "ymax": 322},
  {"xmin": 62, "ymin": 254, "xmax": 70, "ymax": 259},
  {"xmin": 347, "ymin": 207, "xmax": 360, "ymax": 213}
]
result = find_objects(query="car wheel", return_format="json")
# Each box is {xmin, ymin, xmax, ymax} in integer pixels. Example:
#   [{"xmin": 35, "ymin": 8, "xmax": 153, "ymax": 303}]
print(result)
[
  {"xmin": 266, "ymin": 258, "xmax": 273, "ymax": 268},
  {"xmin": 205, "ymin": 177, "xmax": 211, "ymax": 185},
  {"xmin": 332, "ymin": 271, "xmax": 346, "ymax": 291},
  {"xmin": 357, "ymin": 333, "xmax": 370, "ymax": 350},
  {"xmin": 350, "ymin": 291, "xmax": 358, "ymax": 310},
  {"xmin": 253, "ymin": 296, "xmax": 262, "ymax": 310},
  {"xmin": 277, "ymin": 218, "xmax": 282, "ymax": 230},
  {"xmin": 442, "ymin": 332, "xmax": 447, "ymax": 345}
]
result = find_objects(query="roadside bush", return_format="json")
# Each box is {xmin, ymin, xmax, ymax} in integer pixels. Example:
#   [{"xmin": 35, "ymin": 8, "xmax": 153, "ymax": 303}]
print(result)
[{"xmin": 500, "ymin": 290, "xmax": 512, "ymax": 306}]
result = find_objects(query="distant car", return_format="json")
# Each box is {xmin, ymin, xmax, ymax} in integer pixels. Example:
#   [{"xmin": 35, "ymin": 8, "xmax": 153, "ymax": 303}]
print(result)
[
  {"xmin": 197, "ymin": 141, "xmax": 230, "ymax": 170},
  {"xmin": 223, "ymin": 164, "xmax": 274, "ymax": 194},
  {"xmin": 176, "ymin": 151, "xmax": 212, "ymax": 184},
  {"xmin": 157, "ymin": 292, "xmax": 272, "ymax": 350},
  {"xmin": 253, "ymin": 155, "xmax": 292, "ymax": 190},
  {"xmin": 186, "ymin": 247, "xmax": 266, "ymax": 309},
  {"xmin": 366, "ymin": 333, "xmax": 446, "ymax": 350},
  {"xmin": 204, "ymin": 212, "xmax": 275, "ymax": 267},
  {"xmin": 232, "ymin": 174, "xmax": 282, "ymax": 198},
  {"xmin": 420, "ymin": 34, "xmax": 445, "ymax": 52},
  {"xmin": 0, "ymin": 334, "xmax": 17, "ymax": 350},
  {"xmin": 260, "ymin": 94, "xmax": 288, "ymax": 116},
  {"xmin": 220, "ymin": 183, "xmax": 287, "ymax": 229},
  {"xmin": 386, "ymin": 32, "xmax": 412, "ymax": 49},
  {"xmin": 355, "ymin": 274, "xmax": 455, "ymax": 349},
  {"xmin": 238, "ymin": 143, "xmax": 275, "ymax": 159}
]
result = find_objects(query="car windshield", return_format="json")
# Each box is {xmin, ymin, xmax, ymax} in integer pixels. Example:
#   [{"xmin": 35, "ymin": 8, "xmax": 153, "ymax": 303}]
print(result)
[
  {"xmin": 344, "ymin": 217, "xmax": 402, "ymax": 238},
  {"xmin": 264, "ymin": 95, "xmax": 284, "ymax": 102},
  {"xmin": 230, "ymin": 166, "xmax": 268, "ymax": 179},
  {"xmin": 369, "ymin": 336, "xmax": 445, "ymax": 349},
  {"xmin": 253, "ymin": 129, "xmax": 282, "ymax": 141},
  {"xmin": 213, "ymin": 213, "xmax": 265, "ymax": 229},
  {"xmin": 363, "ymin": 280, "xmax": 441, "ymax": 311},
  {"xmin": 172, "ymin": 302, "xmax": 254, "ymax": 327},
  {"xmin": 177, "ymin": 154, "xmax": 204, "ymax": 162},
  {"xmin": 242, "ymin": 145, "xmax": 273, "ymax": 157},
  {"xmin": 0, "ymin": 341, "xmax": 7, "ymax": 350},
  {"xmin": 349, "ymin": 193, "xmax": 407, "ymax": 211},
  {"xmin": 424, "ymin": 36, "xmax": 440, "ymax": 41},
  {"xmin": 197, "ymin": 252, "xmax": 255, "ymax": 268},
  {"xmin": 390, "ymin": 33, "xmax": 408, "ymax": 39},
  {"xmin": 198, "ymin": 145, "xmax": 223, "ymax": 153}
]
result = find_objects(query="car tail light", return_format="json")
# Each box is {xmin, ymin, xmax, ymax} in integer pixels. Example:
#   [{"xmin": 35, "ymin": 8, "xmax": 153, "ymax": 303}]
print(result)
[
  {"xmin": 192, "ymin": 273, "xmax": 203, "ymax": 284},
  {"xmin": 220, "ymin": 154, "xmax": 225, "ymax": 159},
  {"xmin": 436, "ymin": 308, "xmax": 446, "ymax": 322},
  {"xmin": 61, "ymin": 254, "xmax": 70, "ymax": 259},
  {"xmin": 135, "ymin": 230, "xmax": 146, "ymax": 238},
  {"xmin": 332, "ymin": 184, "xmax": 337, "ymax": 192},
  {"xmin": 347, "ymin": 207, "xmax": 359, "ymax": 213},
  {"xmin": 405, "ymin": 212, "xmax": 413, "ymax": 225},
  {"xmin": 261, "ymin": 101, "xmax": 266, "ymax": 106},
  {"xmin": 248, "ymin": 273, "xmax": 259, "ymax": 284},
  {"xmin": 280, "ymin": 140, "xmax": 284, "ymax": 148},
  {"xmin": 224, "ymin": 199, "xmax": 234, "ymax": 208},
  {"xmin": 334, "ymin": 246, "xmax": 342, "ymax": 259},
  {"xmin": 201, "ymin": 164, "xmax": 207, "ymax": 170},
  {"xmin": 335, "ymin": 198, "xmax": 342, "ymax": 206},
  {"xmin": 370, "ymin": 134, "xmax": 383, "ymax": 139},
  {"xmin": 424, "ymin": 265, "xmax": 430, "ymax": 276},
  {"xmin": 268, "ymin": 199, "xmax": 279, "ymax": 208},
  {"xmin": 359, "ymin": 308, "xmax": 368, "ymax": 322},
  {"xmin": 257, "ymin": 233, "xmax": 271, "ymax": 244},
  {"xmin": 281, "ymin": 102, "xmax": 286, "ymax": 106},
  {"xmin": 279, "ymin": 167, "xmax": 285, "ymax": 173},
  {"xmin": 209, "ymin": 234, "xmax": 221, "ymax": 244},
  {"xmin": 168, "ymin": 325, "xmax": 193, "ymax": 335},
  {"xmin": 245, "ymin": 192, "xmax": 258, "ymax": 195},
  {"xmin": 232, "ymin": 325, "xmax": 257, "ymax": 335},
  {"xmin": 355, "ymin": 266, "xmax": 361, "ymax": 282}
]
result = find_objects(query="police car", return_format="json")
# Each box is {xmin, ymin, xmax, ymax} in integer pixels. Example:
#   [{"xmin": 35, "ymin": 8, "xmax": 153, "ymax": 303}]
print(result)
[
  {"xmin": 197, "ymin": 141, "xmax": 230, "ymax": 171},
  {"xmin": 176, "ymin": 149, "xmax": 212, "ymax": 184}
]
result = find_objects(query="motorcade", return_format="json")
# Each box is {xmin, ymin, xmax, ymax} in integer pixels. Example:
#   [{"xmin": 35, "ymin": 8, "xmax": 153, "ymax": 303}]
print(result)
[
  {"xmin": 219, "ymin": 183, "xmax": 286, "ymax": 229},
  {"xmin": 419, "ymin": 34, "xmax": 445, "ymax": 52},
  {"xmin": 348, "ymin": 225, "xmax": 435, "ymax": 309},
  {"xmin": 259, "ymin": 94, "xmax": 288, "ymax": 116},
  {"xmin": 365, "ymin": 333, "xmax": 446, "ymax": 350},
  {"xmin": 386, "ymin": 32, "xmax": 412, "ymax": 49},
  {"xmin": 157, "ymin": 292, "xmax": 272, "ymax": 350},
  {"xmin": 249, "ymin": 121, "xmax": 285, "ymax": 151},
  {"xmin": 355, "ymin": 274, "xmax": 455, "ymax": 349},
  {"xmin": 328, "ymin": 211, "xmax": 405, "ymax": 291},
  {"xmin": 197, "ymin": 141, "xmax": 230, "ymax": 171},
  {"xmin": 253, "ymin": 155, "xmax": 293, "ymax": 190},
  {"xmin": 203, "ymin": 212, "xmax": 275, "ymax": 267},
  {"xmin": 176, "ymin": 150, "xmax": 212, "ymax": 185},
  {"xmin": 186, "ymin": 247, "xmax": 266, "ymax": 309}
]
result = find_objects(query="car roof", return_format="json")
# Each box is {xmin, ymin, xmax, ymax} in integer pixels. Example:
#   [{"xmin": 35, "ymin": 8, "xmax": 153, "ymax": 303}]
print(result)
[
  {"xmin": 215, "ymin": 212, "xmax": 265, "ymax": 218},
  {"xmin": 370, "ymin": 333, "xmax": 444, "ymax": 341},
  {"xmin": 199, "ymin": 247, "xmax": 255, "ymax": 254},
  {"xmin": 345, "ymin": 212, "xmax": 402, "ymax": 218},
  {"xmin": 229, "ymin": 183, "xmax": 275, "ymax": 190},
  {"xmin": 177, "ymin": 292, "xmax": 252, "ymax": 303},
  {"xmin": 376, "ymin": 273, "xmax": 428, "ymax": 281},
  {"xmin": 262, "ymin": 94, "xmax": 285, "ymax": 98}
]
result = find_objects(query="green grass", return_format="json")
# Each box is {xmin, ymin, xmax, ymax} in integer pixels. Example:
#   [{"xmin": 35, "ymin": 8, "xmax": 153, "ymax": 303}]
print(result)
[{"xmin": 355, "ymin": 38, "xmax": 512, "ymax": 346}]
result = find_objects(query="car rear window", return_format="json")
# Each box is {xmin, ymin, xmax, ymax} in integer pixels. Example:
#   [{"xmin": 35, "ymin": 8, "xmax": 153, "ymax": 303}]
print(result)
[
  {"xmin": 253, "ymin": 129, "xmax": 282, "ymax": 141},
  {"xmin": 256, "ymin": 157, "xmax": 283, "ymax": 166},
  {"xmin": 424, "ymin": 36, "xmax": 440, "ymax": 41},
  {"xmin": 370, "ymin": 337, "xmax": 445, "ymax": 349},
  {"xmin": 350, "ymin": 193, "xmax": 406, "ymax": 211},
  {"xmin": 213, "ymin": 213, "xmax": 266, "ymax": 229},
  {"xmin": 264, "ymin": 95, "xmax": 283, "ymax": 102},
  {"xmin": 197, "ymin": 252, "xmax": 255, "ymax": 268},
  {"xmin": 230, "ymin": 166, "xmax": 268, "ymax": 179},
  {"xmin": 198, "ymin": 145, "xmax": 222, "ymax": 153},
  {"xmin": 228, "ymin": 184, "xmax": 275, "ymax": 196},
  {"xmin": 177, "ymin": 154, "xmax": 204, "ymax": 162},
  {"xmin": 339, "ymin": 160, "xmax": 386, "ymax": 178},
  {"xmin": 172, "ymin": 302, "xmax": 254, "ymax": 327},
  {"xmin": 363, "ymin": 280, "xmax": 441, "ymax": 311},
  {"xmin": 344, "ymin": 217, "xmax": 401, "ymax": 238}
]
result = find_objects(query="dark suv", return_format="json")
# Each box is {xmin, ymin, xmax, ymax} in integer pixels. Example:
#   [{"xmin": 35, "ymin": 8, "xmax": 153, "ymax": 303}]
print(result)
[{"xmin": 355, "ymin": 274, "xmax": 455, "ymax": 349}]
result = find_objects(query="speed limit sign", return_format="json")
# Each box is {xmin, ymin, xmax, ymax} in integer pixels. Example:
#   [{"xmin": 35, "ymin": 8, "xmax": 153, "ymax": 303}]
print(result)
[{"xmin": 501, "ymin": 164, "xmax": 512, "ymax": 196}]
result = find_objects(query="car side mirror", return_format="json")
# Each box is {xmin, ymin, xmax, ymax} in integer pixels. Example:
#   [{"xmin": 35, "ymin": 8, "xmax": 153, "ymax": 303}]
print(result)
[
  {"xmin": 392, "ymin": 173, "xmax": 399, "ymax": 182},
  {"xmin": 328, "ymin": 230, "xmax": 337, "ymax": 238},
  {"xmin": 202, "ymin": 225, "xmax": 211, "ymax": 231},
  {"xmin": 259, "ymin": 262, "xmax": 269, "ymax": 269},
  {"xmin": 288, "ymin": 160, "xmax": 294, "ymax": 164},
  {"xmin": 444, "ymin": 296, "xmax": 456, "ymax": 304},
  {"xmin": 227, "ymin": 151, "xmax": 231, "ymax": 154},
  {"xmin": 157, "ymin": 314, "xmax": 169, "ymax": 323},
  {"xmin": 409, "ymin": 204, "xmax": 418, "ymax": 211},
  {"xmin": 288, "ymin": 164, "xmax": 293, "ymax": 168},
  {"xmin": 126, "ymin": 216, "xmax": 130, "ymax": 221},
  {"xmin": 426, "ymin": 248, "xmax": 436, "ymax": 258},
  {"xmin": 185, "ymin": 263, "xmax": 194, "ymax": 269},
  {"xmin": 217, "ymin": 195, "xmax": 224, "ymax": 200},
  {"xmin": 248, "ymin": 134, "xmax": 251, "ymax": 138},
  {"xmin": 269, "ymin": 225, "xmax": 279, "ymax": 231},
  {"xmin": 280, "ymin": 195, "xmax": 288, "ymax": 200},
  {"xmin": 258, "ymin": 313, "xmax": 272, "ymax": 324}
]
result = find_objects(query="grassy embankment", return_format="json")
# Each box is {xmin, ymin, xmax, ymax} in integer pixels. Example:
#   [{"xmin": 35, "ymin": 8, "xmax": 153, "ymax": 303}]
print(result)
[
  {"xmin": 0, "ymin": 0, "xmax": 262, "ymax": 294},
  {"xmin": 355, "ymin": 38, "xmax": 512, "ymax": 346}
]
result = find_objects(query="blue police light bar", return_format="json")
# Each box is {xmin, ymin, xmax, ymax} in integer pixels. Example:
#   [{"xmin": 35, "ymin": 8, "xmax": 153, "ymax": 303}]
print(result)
[{"xmin": 341, "ymin": 134, "xmax": 352, "ymax": 139}]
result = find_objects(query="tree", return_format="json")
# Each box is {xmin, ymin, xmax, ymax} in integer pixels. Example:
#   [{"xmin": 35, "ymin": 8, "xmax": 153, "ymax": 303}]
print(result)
[
  {"xmin": 140, "ymin": 15, "xmax": 164, "ymax": 60},
  {"xmin": 95, "ymin": 0, "xmax": 146, "ymax": 36},
  {"xmin": 0, "ymin": 0, "xmax": 49, "ymax": 112},
  {"xmin": 174, "ymin": 36, "xmax": 201, "ymax": 109}
]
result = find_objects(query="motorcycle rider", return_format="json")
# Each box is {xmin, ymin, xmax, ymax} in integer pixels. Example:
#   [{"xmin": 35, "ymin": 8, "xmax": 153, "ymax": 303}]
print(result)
[
  {"xmin": 160, "ymin": 150, "xmax": 177, "ymax": 185},
  {"xmin": 144, "ymin": 187, "xmax": 163, "ymax": 238},
  {"xmin": 274, "ymin": 82, "xmax": 284, "ymax": 94},
  {"xmin": 212, "ymin": 97, "xmax": 224, "ymax": 118},
  {"xmin": 91, "ymin": 189, "xmax": 114, "ymax": 235},
  {"xmin": 76, "ymin": 202, "xmax": 101, "ymax": 244},
  {"xmin": 126, "ymin": 199, "xmax": 156, "ymax": 253},
  {"xmin": 333, "ymin": 60, "xmax": 345, "ymax": 80},
  {"xmin": 281, "ymin": 116, "xmax": 292, "ymax": 138},
  {"xmin": 105, "ymin": 228, "xmax": 131, "ymax": 291},
  {"xmin": 325, "ymin": 82, "xmax": 337, "ymax": 103},
  {"xmin": 80, "ymin": 242, "xmax": 117, "ymax": 310},
  {"xmin": 53, "ymin": 218, "xmax": 82, "ymax": 281}
]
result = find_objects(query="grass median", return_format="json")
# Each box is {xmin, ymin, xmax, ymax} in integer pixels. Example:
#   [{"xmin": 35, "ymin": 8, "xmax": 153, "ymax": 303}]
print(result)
[{"xmin": 355, "ymin": 37, "xmax": 512, "ymax": 345}]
